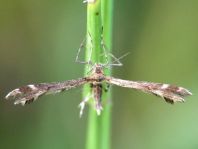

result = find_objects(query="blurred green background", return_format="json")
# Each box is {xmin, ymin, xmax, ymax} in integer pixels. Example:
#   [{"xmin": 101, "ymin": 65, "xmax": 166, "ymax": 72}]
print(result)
[{"xmin": 0, "ymin": 0, "xmax": 197, "ymax": 149}]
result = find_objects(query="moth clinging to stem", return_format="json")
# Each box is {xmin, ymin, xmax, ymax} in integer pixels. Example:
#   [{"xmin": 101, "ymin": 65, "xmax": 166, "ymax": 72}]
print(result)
[{"xmin": 5, "ymin": 33, "xmax": 192, "ymax": 116}]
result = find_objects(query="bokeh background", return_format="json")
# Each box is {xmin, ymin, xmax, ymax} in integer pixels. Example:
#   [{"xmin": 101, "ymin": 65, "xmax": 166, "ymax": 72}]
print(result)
[{"xmin": 0, "ymin": 0, "xmax": 197, "ymax": 149}]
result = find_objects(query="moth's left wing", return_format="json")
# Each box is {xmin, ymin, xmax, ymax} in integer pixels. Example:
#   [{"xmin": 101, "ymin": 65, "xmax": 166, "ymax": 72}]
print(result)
[
  {"xmin": 5, "ymin": 78, "xmax": 87, "ymax": 105},
  {"xmin": 105, "ymin": 77, "xmax": 192, "ymax": 103}
]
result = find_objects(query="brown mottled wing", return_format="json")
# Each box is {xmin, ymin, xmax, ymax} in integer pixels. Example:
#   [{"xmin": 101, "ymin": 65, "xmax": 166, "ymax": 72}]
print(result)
[
  {"xmin": 105, "ymin": 77, "xmax": 192, "ymax": 103},
  {"xmin": 5, "ymin": 78, "xmax": 87, "ymax": 105}
]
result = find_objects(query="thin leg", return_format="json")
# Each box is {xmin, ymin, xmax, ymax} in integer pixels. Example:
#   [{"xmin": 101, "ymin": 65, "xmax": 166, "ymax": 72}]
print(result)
[
  {"xmin": 105, "ymin": 52, "xmax": 130, "ymax": 67},
  {"xmin": 100, "ymin": 27, "xmax": 109, "ymax": 64},
  {"xmin": 100, "ymin": 27, "xmax": 129, "ymax": 67},
  {"xmin": 107, "ymin": 53, "xmax": 123, "ymax": 66},
  {"xmin": 78, "ymin": 93, "xmax": 92, "ymax": 117},
  {"xmin": 75, "ymin": 34, "xmax": 93, "ymax": 67},
  {"xmin": 87, "ymin": 32, "xmax": 93, "ymax": 65},
  {"xmin": 83, "ymin": 32, "xmax": 95, "ymax": 73},
  {"xmin": 75, "ymin": 37, "xmax": 88, "ymax": 64}
]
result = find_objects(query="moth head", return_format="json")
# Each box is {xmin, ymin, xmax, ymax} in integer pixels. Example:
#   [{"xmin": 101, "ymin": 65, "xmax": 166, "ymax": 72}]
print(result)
[{"xmin": 93, "ymin": 64, "xmax": 103, "ymax": 74}]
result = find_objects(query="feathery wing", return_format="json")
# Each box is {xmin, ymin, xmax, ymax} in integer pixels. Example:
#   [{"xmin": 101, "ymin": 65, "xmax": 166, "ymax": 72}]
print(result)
[
  {"xmin": 5, "ymin": 78, "xmax": 87, "ymax": 105},
  {"xmin": 105, "ymin": 77, "xmax": 192, "ymax": 103}
]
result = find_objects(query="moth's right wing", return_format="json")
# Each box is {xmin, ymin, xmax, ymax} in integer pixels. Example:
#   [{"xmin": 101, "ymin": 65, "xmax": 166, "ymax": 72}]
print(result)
[
  {"xmin": 105, "ymin": 77, "xmax": 192, "ymax": 103},
  {"xmin": 5, "ymin": 78, "xmax": 87, "ymax": 105}
]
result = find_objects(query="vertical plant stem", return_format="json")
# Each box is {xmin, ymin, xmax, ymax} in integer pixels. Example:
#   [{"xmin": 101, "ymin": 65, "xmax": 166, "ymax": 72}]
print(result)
[
  {"xmin": 85, "ymin": 0, "xmax": 113, "ymax": 149},
  {"xmin": 100, "ymin": 0, "xmax": 113, "ymax": 149},
  {"xmin": 85, "ymin": 1, "xmax": 102, "ymax": 149}
]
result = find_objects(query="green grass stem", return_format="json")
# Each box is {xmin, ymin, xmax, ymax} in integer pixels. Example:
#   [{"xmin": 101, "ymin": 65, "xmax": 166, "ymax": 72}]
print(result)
[{"xmin": 84, "ymin": 0, "xmax": 113, "ymax": 149}]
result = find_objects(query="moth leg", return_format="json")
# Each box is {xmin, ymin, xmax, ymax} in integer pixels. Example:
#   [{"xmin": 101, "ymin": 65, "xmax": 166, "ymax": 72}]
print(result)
[
  {"xmin": 78, "ymin": 93, "xmax": 92, "ymax": 117},
  {"xmin": 75, "ymin": 37, "xmax": 87, "ymax": 64},
  {"xmin": 100, "ymin": 27, "xmax": 109, "ymax": 64},
  {"xmin": 75, "ymin": 35, "xmax": 93, "ymax": 66},
  {"xmin": 106, "ymin": 52, "xmax": 130, "ymax": 67},
  {"xmin": 87, "ymin": 32, "xmax": 93, "ymax": 65}
]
